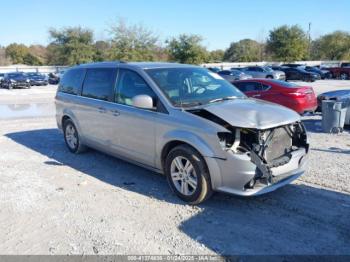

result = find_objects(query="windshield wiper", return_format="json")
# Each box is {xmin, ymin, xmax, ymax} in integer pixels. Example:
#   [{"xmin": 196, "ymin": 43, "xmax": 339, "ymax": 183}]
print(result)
[
  {"xmin": 174, "ymin": 101, "xmax": 203, "ymax": 107},
  {"xmin": 208, "ymin": 96, "xmax": 237, "ymax": 104}
]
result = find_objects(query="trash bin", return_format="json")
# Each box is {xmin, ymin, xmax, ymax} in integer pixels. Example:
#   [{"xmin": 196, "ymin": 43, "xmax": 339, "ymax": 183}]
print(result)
[
  {"xmin": 344, "ymin": 98, "xmax": 350, "ymax": 126},
  {"xmin": 322, "ymin": 100, "xmax": 348, "ymax": 133}
]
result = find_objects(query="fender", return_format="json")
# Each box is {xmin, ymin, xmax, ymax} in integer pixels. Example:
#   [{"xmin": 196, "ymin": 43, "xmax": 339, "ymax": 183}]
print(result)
[
  {"xmin": 60, "ymin": 108, "xmax": 86, "ymax": 144},
  {"xmin": 156, "ymin": 129, "xmax": 225, "ymax": 190},
  {"xmin": 156, "ymin": 129, "xmax": 224, "ymax": 169}
]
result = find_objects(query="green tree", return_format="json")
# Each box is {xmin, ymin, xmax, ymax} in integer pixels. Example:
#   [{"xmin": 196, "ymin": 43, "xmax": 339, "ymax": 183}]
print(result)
[
  {"xmin": 28, "ymin": 45, "xmax": 48, "ymax": 64},
  {"xmin": 47, "ymin": 27, "xmax": 95, "ymax": 65},
  {"xmin": 0, "ymin": 47, "xmax": 11, "ymax": 66},
  {"xmin": 23, "ymin": 53, "xmax": 43, "ymax": 65},
  {"xmin": 107, "ymin": 19, "xmax": 159, "ymax": 61},
  {"xmin": 224, "ymin": 39, "xmax": 262, "ymax": 62},
  {"xmin": 209, "ymin": 49, "xmax": 224, "ymax": 62},
  {"xmin": 311, "ymin": 31, "xmax": 350, "ymax": 60},
  {"xmin": 5, "ymin": 43, "xmax": 29, "ymax": 64},
  {"xmin": 93, "ymin": 40, "xmax": 112, "ymax": 61},
  {"xmin": 166, "ymin": 34, "xmax": 208, "ymax": 64},
  {"xmin": 267, "ymin": 25, "xmax": 308, "ymax": 62}
]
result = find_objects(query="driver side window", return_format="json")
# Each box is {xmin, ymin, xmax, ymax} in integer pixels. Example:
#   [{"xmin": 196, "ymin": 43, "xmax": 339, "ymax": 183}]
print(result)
[{"xmin": 115, "ymin": 69, "xmax": 157, "ymax": 107}]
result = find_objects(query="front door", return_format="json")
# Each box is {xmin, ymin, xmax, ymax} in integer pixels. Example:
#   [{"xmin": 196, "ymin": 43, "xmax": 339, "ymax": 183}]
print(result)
[{"xmin": 108, "ymin": 69, "xmax": 158, "ymax": 167}]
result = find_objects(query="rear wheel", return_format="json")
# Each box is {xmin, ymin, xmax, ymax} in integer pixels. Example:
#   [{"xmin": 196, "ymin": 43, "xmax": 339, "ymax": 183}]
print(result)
[
  {"xmin": 165, "ymin": 145, "xmax": 213, "ymax": 204},
  {"xmin": 340, "ymin": 73, "xmax": 349, "ymax": 80},
  {"xmin": 63, "ymin": 119, "xmax": 86, "ymax": 153},
  {"xmin": 8, "ymin": 84, "xmax": 13, "ymax": 90}
]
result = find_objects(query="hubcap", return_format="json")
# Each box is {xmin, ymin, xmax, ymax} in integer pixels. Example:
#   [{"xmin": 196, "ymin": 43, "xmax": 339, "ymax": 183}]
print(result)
[
  {"xmin": 170, "ymin": 156, "xmax": 198, "ymax": 196},
  {"xmin": 65, "ymin": 124, "xmax": 78, "ymax": 149},
  {"xmin": 340, "ymin": 74, "xmax": 347, "ymax": 80}
]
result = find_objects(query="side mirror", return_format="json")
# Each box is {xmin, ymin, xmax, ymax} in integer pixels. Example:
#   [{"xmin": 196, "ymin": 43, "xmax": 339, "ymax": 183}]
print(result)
[{"xmin": 132, "ymin": 95, "xmax": 154, "ymax": 109}]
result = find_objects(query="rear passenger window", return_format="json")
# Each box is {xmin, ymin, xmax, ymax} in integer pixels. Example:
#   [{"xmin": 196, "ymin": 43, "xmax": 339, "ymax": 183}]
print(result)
[
  {"xmin": 58, "ymin": 69, "xmax": 85, "ymax": 95},
  {"xmin": 82, "ymin": 68, "xmax": 116, "ymax": 101}
]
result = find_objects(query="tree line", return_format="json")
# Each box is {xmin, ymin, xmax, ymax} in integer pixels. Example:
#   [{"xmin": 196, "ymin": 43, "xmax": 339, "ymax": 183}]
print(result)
[{"xmin": 0, "ymin": 21, "xmax": 349, "ymax": 66}]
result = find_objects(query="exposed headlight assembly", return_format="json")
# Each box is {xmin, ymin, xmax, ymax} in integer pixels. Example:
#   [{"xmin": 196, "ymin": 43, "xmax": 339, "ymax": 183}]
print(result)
[{"xmin": 218, "ymin": 129, "xmax": 241, "ymax": 152}]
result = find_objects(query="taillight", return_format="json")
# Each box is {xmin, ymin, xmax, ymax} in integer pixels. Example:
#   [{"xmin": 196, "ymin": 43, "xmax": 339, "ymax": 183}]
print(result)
[{"xmin": 286, "ymin": 92, "xmax": 306, "ymax": 97}]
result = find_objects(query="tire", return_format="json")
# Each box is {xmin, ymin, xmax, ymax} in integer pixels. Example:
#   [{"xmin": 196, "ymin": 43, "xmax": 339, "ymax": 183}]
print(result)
[
  {"xmin": 63, "ymin": 119, "xmax": 86, "ymax": 154},
  {"xmin": 8, "ymin": 84, "xmax": 13, "ymax": 90},
  {"xmin": 164, "ymin": 145, "xmax": 213, "ymax": 204},
  {"xmin": 340, "ymin": 73, "xmax": 349, "ymax": 80}
]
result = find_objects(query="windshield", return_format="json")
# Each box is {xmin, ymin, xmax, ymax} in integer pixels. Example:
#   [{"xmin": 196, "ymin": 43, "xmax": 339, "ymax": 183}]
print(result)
[
  {"xmin": 263, "ymin": 66, "xmax": 274, "ymax": 72},
  {"xmin": 27, "ymin": 73, "xmax": 41, "ymax": 76},
  {"xmin": 8, "ymin": 73, "xmax": 24, "ymax": 78},
  {"xmin": 146, "ymin": 67, "xmax": 246, "ymax": 107},
  {"xmin": 231, "ymin": 69, "xmax": 242, "ymax": 75}
]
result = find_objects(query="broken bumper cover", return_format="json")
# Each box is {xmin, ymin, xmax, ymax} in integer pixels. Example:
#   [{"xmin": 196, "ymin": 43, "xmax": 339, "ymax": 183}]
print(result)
[{"xmin": 205, "ymin": 148, "xmax": 307, "ymax": 196}]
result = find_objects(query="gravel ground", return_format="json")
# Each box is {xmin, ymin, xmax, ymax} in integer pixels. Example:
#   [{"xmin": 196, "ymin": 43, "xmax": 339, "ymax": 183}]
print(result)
[{"xmin": 0, "ymin": 82, "xmax": 349, "ymax": 255}]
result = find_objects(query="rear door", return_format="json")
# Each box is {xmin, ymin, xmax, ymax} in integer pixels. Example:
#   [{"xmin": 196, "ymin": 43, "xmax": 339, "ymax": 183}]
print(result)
[{"xmin": 76, "ymin": 67, "xmax": 117, "ymax": 146}]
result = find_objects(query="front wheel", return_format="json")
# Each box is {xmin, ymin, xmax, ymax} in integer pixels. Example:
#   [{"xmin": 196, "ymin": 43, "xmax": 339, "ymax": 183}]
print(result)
[
  {"xmin": 63, "ymin": 119, "xmax": 86, "ymax": 153},
  {"xmin": 165, "ymin": 145, "xmax": 213, "ymax": 204}
]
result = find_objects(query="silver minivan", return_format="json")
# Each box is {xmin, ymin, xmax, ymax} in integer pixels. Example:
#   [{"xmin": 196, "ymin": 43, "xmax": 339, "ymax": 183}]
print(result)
[{"xmin": 56, "ymin": 62, "xmax": 309, "ymax": 204}]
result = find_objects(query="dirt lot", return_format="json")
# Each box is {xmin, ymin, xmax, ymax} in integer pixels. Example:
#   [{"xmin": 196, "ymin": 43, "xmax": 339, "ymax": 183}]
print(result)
[{"xmin": 0, "ymin": 81, "xmax": 349, "ymax": 255}]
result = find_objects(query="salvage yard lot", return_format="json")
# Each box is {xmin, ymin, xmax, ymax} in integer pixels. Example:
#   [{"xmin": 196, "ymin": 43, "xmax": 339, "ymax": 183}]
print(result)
[{"xmin": 0, "ymin": 81, "xmax": 349, "ymax": 255}]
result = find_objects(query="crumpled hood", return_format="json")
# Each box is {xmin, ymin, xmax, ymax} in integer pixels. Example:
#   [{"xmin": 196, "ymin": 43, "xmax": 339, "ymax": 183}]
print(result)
[{"xmin": 203, "ymin": 98, "xmax": 300, "ymax": 129}]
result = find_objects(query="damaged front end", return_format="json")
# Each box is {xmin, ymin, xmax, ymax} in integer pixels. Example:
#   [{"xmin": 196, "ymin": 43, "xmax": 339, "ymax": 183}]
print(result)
[{"xmin": 190, "ymin": 108, "xmax": 309, "ymax": 194}]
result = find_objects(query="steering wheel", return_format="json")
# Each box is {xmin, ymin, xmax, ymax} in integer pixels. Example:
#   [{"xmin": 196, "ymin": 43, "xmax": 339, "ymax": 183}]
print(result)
[{"xmin": 193, "ymin": 85, "xmax": 208, "ymax": 94}]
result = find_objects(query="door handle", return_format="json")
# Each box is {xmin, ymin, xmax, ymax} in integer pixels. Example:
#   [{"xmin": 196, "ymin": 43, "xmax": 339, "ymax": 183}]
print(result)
[
  {"xmin": 253, "ymin": 94, "xmax": 261, "ymax": 97},
  {"xmin": 110, "ymin": 109, "xmax": 120, "ymax": 116},
  {"xmin": 98, "ymin": 107, "xmax": 107, "ymax": 113}
]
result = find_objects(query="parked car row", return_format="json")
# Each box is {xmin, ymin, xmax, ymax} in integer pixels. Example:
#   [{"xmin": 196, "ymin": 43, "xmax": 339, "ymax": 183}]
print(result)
[
  {"xmin": 214, "ymin": 65, "xmax": 321, "ymax": 83},
  {"xmin": 211, "ymin": 62, "xmax": 350, "ymax": 82},
  {"xmin": 0, "ymin": 71, "xmax": 64, "ymax": 89},
  {"xmin": 0, "ymin": 72, "xmax": 31, "ymax": 89}
]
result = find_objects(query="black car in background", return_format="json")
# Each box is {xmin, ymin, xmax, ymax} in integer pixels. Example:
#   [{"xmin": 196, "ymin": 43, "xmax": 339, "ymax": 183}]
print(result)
[
  {"xmin": 48, "ymin": 72, "xmax": 60, "ymax": 84},
  {"xmin": 1, "ymin": 72, "xmax": 31, "ymax": 89},
  {"xmin": 26, "ymin": 72, "xmax": 48, "ymax": 86},
  {"xmin": 281, "ymin": 63, "xmax": 305, "ymax": 68},
  {"xmin": 207, "ymin": 67, "xmax": 221, "ymax": 73},
  {"xmin": 304, "ymin": 66, "xmax": 331, "ymax": 79},
  {"xmin": 0, "ymin": 73, "xmax": 4, "ymax": 85},
  {"xmin": 279, "ymin": 67, "xmax": 320, "ymax": 82}
]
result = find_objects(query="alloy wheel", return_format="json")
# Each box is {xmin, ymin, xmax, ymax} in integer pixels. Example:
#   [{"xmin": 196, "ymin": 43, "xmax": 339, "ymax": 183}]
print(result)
[
  {"xmin": 65, "ymin": 124, "xmax": 78, "ymax": 149},
  {"xmin": 170, "ymin": 156, "xmax": 198, "ymax": 196}
]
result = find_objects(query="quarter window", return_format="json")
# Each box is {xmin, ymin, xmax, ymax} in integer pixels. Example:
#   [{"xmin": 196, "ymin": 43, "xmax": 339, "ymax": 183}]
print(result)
[
  {"xmin": 115, "ymin": 69, "xmax": 156, "ymax": 107},
  {"xmin": 236, "ymin": 82, "xmax": 262, "ymax": 92},
  {"xmin": 82, "ymin": 68, "xmax": 116, "ymax": 101},
  {"xmin": 58, "ymin": 68, "xmax": 85, "ymax": 95}
]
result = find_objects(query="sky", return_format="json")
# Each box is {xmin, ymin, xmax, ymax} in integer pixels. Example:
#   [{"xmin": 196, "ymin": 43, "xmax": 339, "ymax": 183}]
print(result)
[{"xmin": 1, "ymin": 0, "xmax": 349, "ymax": 50}]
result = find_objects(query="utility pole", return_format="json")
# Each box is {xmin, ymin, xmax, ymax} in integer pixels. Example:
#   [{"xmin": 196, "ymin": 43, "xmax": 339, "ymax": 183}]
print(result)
[{"xmin": 308, "ymin": 22, "xmax": 312, "ymax": 59}]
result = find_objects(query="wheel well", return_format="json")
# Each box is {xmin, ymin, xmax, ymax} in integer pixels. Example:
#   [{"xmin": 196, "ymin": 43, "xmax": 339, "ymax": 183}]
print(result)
[
  {"xmin": 266, "ymin": 75, "xmax": 273, "ymax": 78},
  {"xmin": 62, "ymin": 115, "xmax": 71, "ymax": 128},
  {"xmin": 161, "ymin": 140, "xmax": 206, "ymax": 170}
]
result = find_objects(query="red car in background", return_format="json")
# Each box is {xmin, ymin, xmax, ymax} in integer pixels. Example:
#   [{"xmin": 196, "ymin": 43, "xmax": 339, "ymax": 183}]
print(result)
[{"xmin": 232, "ymin": 79, "xmax": 317, "ymax": 114}]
